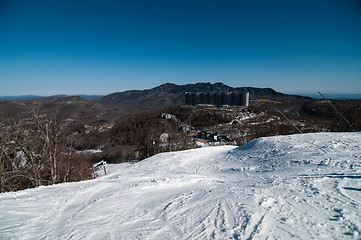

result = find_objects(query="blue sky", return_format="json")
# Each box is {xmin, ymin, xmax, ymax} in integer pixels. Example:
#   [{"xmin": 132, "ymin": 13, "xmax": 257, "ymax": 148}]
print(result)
[{"xmin": 1, "ymin": 0, "xmax": 361, "ymax": 96}]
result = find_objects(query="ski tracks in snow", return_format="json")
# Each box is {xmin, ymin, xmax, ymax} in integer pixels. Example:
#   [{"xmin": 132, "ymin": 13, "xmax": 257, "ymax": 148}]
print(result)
[{"xmin": 1, "ymin": 132, "xmax": 361, "ymax": 239}]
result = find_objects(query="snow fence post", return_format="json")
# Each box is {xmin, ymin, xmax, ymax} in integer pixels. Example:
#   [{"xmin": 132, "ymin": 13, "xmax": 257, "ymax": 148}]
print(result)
[
  {"xmin": 93, "ymin": 160, "xmax": 107, "ymax": 176},
  {"xmin": 102, "ymin": 161, "xmax": 107, "ymax": 176}
]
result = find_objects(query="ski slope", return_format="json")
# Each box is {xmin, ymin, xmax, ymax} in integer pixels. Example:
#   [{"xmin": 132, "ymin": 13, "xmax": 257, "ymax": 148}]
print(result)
[{"xmin": 1, "ymin": 132, "xmax": 361, "ymax": 239}]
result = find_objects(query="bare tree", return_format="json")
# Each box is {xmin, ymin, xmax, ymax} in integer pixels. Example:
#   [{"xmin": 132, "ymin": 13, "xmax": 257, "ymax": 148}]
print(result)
[{"xmin": 0, "ymin": 111, "xmax": 94, "ymax": 192}]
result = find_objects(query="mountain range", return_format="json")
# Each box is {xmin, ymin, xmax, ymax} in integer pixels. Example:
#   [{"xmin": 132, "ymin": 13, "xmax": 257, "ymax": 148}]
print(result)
[
  {"xmin": 0, "ymin": 82, "xmax": 312, "ymax": 111},
  {"xmin": 0, "ymin": 94, "xmax": 103, "ymax": 102},
  {"xmin": 97, "ymin": 82, "xmax": 312, "ymax": 111}
]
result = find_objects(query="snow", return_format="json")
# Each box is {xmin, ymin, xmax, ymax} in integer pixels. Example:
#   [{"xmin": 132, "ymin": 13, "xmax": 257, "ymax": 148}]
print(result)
[
  {"xmin": 76, "ymin": 149, "xmax": 102, "ymax": 154},
  {"xmin": 1, "ymin": 132, "xmax": 361, "ymax": 239}
]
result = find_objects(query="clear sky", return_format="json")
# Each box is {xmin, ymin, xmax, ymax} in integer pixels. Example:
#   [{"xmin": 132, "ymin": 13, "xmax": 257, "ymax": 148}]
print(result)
[{"xmin": 1, "ymin": 0, "xmax": 361, "ymax": 96}]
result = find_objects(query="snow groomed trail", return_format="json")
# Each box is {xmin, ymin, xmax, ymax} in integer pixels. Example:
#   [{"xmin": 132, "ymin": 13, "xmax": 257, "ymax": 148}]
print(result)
[{"xmin": 1, "ymin": 132, "xmax": 361, "ymax": 239}]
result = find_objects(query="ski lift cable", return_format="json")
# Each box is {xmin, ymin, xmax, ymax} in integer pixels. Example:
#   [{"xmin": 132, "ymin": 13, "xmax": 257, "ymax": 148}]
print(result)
[{"xmin": 318, "ymin": 91, "xmax": 357, "ymax": 132}]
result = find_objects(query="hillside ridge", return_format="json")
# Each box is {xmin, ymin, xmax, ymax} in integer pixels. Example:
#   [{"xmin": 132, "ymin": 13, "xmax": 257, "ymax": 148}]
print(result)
[{"xmin": 97, "ymin": 82, "xmax": 312, "ymax": 110}]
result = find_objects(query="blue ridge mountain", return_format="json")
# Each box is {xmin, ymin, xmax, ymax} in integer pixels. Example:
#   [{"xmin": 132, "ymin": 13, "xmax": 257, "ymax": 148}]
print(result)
[{"xmin": 97, "ymin": 82, "xmax": 311, "ymax": 111}]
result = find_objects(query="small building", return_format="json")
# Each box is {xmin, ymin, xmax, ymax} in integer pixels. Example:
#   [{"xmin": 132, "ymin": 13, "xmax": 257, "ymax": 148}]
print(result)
[{"xmin": 160, "ymin": 113, "xmax": 172, "ymax": 119}]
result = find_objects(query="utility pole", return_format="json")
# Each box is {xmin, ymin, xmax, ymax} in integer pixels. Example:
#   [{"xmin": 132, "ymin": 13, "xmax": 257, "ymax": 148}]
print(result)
[{"xmin": 318, "ymin": 91, "xmax": 357, "ymax": 132}]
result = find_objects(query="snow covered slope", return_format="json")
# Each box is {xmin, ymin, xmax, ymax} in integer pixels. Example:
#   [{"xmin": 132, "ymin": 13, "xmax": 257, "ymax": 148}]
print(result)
[{"xmin": 1, "ymin": 132, "xmax": 361, "ymax": 239}]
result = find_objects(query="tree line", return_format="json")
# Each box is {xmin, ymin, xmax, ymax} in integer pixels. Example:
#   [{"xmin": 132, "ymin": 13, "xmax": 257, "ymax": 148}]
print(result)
[{"xmin": 0, "ymin": 111, "xmax": 93, "ymax": 192}]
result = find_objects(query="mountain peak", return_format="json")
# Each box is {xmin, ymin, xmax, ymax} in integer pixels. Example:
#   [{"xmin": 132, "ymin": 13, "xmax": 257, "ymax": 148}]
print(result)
[{"xmin": 97, "ymin": 82, "xmax": 311, "ymax": 110}]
